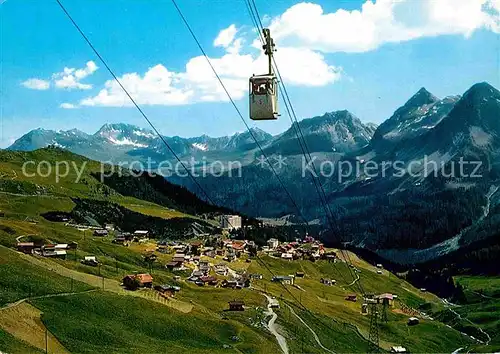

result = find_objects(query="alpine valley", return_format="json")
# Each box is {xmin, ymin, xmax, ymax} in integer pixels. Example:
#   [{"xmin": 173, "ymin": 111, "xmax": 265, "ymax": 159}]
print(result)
[{"xmin": 8, "ymin": 82, "xmax": 500, "ymax": 267}]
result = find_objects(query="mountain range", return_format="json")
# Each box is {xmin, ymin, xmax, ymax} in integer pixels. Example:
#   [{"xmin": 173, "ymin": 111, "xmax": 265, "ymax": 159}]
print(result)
[
  {"xmin": 9, "ymin": 123, "xmax": 275, "ymax": 162},
  {"xmin": 9, "ymin": 112, "xmax": 375, "ymax": 161},
  {"xmin": 8, "ymin": 81, "xmax": 500, "ymax": 265}
]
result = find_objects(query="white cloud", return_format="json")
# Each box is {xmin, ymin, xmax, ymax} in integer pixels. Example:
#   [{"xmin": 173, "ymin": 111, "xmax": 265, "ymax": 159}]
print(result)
[
  {"xmin": 53, "ymin": 61, "xmax": 98, "ymax": 90},
  {"xmin": 54, "ymin": 76, "xmax": 92, "ymax": 90},
  {"xmin": 78, "ymin": 45, "xmax": 340, "ymax": 108},
  {"xmin": 21, "ymin": 78, "xmax": 50, "ymax": 90},
  {"xmin": 21, "ymin": 61, "xmax": 98, "ymax": 92},
  {"xmin": 77, "ymin": 19, "xmax": 340, "ymax": 108},
  {"xmin": 213, "ymin": 24, "xmax": 238, "ymax": 48},
  {"xmin": 67, "ymin": 0, "xmax": 499, "ymax": 108},
  {"xmin": 272, "ymin": 47, "xmax": 341, "ymax": 86},
  {"xmin": 227, "ymin": 37, "xmax": 244, "ymax": 54},
  {"xmin": 60, "ymin": 103, "xmax": 77, "ymax": 109},
  {"xmin": 80, "ymin": 64, "xmax": 194, "ymax": 107},
  {"xmin": 267, "ymin": 0, "xmax": 500, "ymax": 53}
]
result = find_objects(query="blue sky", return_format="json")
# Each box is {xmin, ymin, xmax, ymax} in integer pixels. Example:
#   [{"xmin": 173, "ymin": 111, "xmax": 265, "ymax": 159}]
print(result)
[{"xmin": 1, "ymin": 0, "xmax": 499, "ymax": 147}]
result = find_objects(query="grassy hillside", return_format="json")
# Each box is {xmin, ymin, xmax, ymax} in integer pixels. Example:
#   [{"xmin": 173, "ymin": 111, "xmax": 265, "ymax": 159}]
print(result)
[
  {"xmin": 0, "ymin": 246, "xmax": 93, "ymax": 306},
  {"xmin": 0, "ymin": 329, "xmax": 43, "ymax": 354},
  {"xmin": 0, "ymin": 223, "xmax": 477, "ymax": 353},
  {"xmin": 0, "ymin": 148, "xmax": 222, "ymax": 236},
  {"xmin": 0, "ymin": 205, "xmax": 478, "ymax": 353},
  {"xmin": 70, "ymin": 198, "xmax": 217, "ymax": 237},
  {"xmin": 0, "ymin": 147, "xmax": 218, "ymax": 217},
  {"xmin": 0, "ymin": 147, "xmax": 490, "ymax": 353},
  {"xmin": 32, "ymin": 291, "xmax": 279, "ymax": 354},
  {"xmin": 244, "ymin": 255, "xmax": 472, "ymax": 353},
  {"xmin": 448, "ymin": 275, "xmax": 500, "ymax": 352}
]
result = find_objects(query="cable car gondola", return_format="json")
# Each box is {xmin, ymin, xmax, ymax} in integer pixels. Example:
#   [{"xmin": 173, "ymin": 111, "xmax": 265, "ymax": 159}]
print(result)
[{"xmin": 250, "ymin": 28, "xmax": 279, "ymax": 120}]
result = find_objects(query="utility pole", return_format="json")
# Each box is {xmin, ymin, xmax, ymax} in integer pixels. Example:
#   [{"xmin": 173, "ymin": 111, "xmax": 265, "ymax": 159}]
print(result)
[
  {"xmin": 262, "ymin": 28, "xmax": 276, "ymax": 76},
  {"xmin": 381, "ymin": 300, "xmax": 388, "ymax": 323},
  {"xmin": 368, "ymin": 302, "xmax": 380, "ymax": 353}
]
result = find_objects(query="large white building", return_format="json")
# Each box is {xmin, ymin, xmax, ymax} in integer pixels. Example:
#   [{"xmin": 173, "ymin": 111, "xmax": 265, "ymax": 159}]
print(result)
[
  {"xmin": 221, "ymin": 215, "xmax": 242, "ymax": 230},
  {"xmin": 267, "ymin": 238, "xmax": 279, "ymax": 249}
]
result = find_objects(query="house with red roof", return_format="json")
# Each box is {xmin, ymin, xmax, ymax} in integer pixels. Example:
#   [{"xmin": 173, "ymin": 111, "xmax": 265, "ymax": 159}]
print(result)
[{"xmin": 123, "ymin": 273, "xmax": 153, "ymax": 289}]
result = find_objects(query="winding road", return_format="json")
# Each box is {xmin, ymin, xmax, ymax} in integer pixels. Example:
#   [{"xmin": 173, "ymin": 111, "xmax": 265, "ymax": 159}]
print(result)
[
  {"xmin": 440, "ymin": 298, "xmax": 491, "ymax": 346},
  {"xmin": 446, "ymin": 305, "xmax": 491, "ymax": 346},
  {"xmin": 263, "ymin": 294, "xmax": 289, "ymax": 354},
  {"xmin": 346, "ymin": 271, "xmax": 360, "ymax": 288}
]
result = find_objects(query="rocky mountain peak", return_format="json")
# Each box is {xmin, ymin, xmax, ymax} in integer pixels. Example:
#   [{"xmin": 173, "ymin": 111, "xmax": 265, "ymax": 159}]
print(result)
[{"xmin": 404, "ymin": 87, "xmax": 439, "ymax": 108}]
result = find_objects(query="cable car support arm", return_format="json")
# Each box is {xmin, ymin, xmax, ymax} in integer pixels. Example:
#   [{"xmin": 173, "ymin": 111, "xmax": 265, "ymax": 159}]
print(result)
[{"xmin": 262, "ymin": 28, "xmax": 275, "ymax": 76}]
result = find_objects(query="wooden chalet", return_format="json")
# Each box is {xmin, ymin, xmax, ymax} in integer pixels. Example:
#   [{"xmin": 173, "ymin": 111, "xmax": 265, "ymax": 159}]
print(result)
[
  {"xmin": 228, "ymin": 300, "xmax": 245, "ymax": 311},
  {"xmin": 17, "ymin": 242, "xmax": 35, "ymax": 254},
  {"xmin": 123, "ymin": 273, "xmax": 153, "ymax": 289},
  {"xmin": 345, "ymin": 294, "xmax": 357, "ymax": 302},
  {"xmin": 199, "ymin": 275, "xmax": 218, "ymax": 285}
]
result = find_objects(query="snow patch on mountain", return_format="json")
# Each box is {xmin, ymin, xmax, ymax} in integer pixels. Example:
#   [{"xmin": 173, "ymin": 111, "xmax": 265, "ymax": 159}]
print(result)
[
  {"xmin": 50, "ymin": 142, "xmax": 66, "ymax": 149},
  {"xmin": 98, "ymin": 128, "xmax": 120, "ymax": 136},
  {"xmin": 133, "ymin": 130, "xmax": 156, "ymax": 139},
  {"xmin": 192, "ymin": 143, "xmax": 208, "ymax": 151},
  {"xmin": 107, "ymin": 137, "xmax": 148, "ymax": 148}
]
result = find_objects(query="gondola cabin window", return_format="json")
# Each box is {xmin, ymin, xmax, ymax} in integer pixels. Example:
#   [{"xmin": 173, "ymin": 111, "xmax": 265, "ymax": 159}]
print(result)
[{"xmin": 253, "ymin": 81, "xmax": 273, "ymax": 95}]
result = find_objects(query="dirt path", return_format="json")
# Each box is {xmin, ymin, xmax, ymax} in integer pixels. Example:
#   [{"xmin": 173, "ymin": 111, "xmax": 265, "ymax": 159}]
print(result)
[
  {"xmin": 226, "ymin": 266, "xmax": 239, "ymax": 279},
  {"xmin": 284, "ymin": 303, "xmax": 335, "ymax": 354},
  {"xmin": 470, "ymin": 290, "xmax": 496, "ymax": 300},
  {"xmin": 346, "ymin": 272, "xmax": 360, "ymax": 288},
  {"xmin": 263, "ymin": 294, "xmax": 289, "ymax": 354},
  {"xmin": 445, "ymin": 305, "xmax": 491, "ymax": 345},
  {"xmin": 0, "ymin": 302, "xmax": 69, "ymax": 353},
  {"xmin": 0, "ymin": 191, "xmax": 58, "ymax": 198},
  {"xmin": 440, "ymin": 297, "xmax": 491, "ymax": 345},
  {"xmin": 15, "ymin": 234, "xmax": 30, "ymax": 242},
  {"xmin": 0, "ymin": 289, "xmax": 100, "ymax": 352},
  {"xmin": 1, "ymin": 289, "xmax": 98, "ymax": 312}
]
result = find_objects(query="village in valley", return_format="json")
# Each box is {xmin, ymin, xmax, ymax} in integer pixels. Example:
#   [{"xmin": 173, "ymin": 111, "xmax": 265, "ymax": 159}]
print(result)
[
  {"xmin": 0, "ymin": 159, "xmax": 488, "ymax": 354},
  {"xmin": 0, "ymin": 148, "xmax": 471, "ymax": 354},
  {"xmin": 15, "ymin": 214, "xmax": 340, "ymax": 297},
  {"xmin": 13, "ymin": 213, "xmax": 415, "ymax": 330},
  {"xmin": 1, "ymin": 182, "xmax": 480, "ymax": 354}
]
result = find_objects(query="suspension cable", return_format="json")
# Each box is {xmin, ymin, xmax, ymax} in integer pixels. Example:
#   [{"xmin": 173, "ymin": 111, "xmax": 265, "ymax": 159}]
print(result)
[
  {"xmin": 169, "ymin": 0, "xmax": 312, "ymax": 233},
  {"xmin": 56, "ymin": 1, "xmax": 369, "ymax": 347},
  {"xmin": 168, "ymin": 0, "xmax": 357, "ymax": 325},
  {"xmin": 246, "ymin": 0, "xmax": 365, "ymax": 295},
  {"xmin": 54, "ymin": 0, "xmax": 275, "ymax": 248}
]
